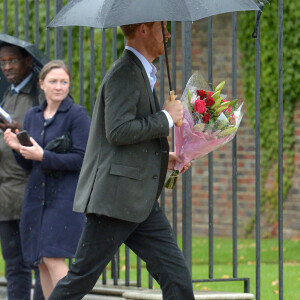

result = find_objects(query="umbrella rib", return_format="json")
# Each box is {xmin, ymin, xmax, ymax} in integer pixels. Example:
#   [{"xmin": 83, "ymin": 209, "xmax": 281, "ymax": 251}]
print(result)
[{"xmin": 180, "ymin": 0, "xmax": 195, "ymax": 22}]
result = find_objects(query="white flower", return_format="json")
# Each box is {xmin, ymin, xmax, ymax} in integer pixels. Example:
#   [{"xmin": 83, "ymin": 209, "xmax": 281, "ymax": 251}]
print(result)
[{"xmin": 190, "ymin": 93, "xmax": 198, "ymax": 104}]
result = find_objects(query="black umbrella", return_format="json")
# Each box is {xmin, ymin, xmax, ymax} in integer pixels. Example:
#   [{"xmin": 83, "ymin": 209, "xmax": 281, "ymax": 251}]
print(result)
[
  {"xmin": 0, "ymin": 33, "xmax": 49, "ymax": 74},
  {"xmin": 49, "ymin": 0, "xmax": 261, "ymax": 28},
  {"xmin": 48, "ymin": 0, "xmax": 264, "ymax": 125},
  {"xmin": 0, "ymin": 68, "xmax": 9, "ymax": 102}
]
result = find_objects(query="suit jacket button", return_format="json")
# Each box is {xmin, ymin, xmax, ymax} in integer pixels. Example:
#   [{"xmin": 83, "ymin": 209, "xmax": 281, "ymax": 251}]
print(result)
[
  {"xmin": 155, "ymin": 151, "xmax": 160, "ymax": 156},
  {"xmin": 153, "ymin": 175, "xmax": 158, "ymax": 179}
]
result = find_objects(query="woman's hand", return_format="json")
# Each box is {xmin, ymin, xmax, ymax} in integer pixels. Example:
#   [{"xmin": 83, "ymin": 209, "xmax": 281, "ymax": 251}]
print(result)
[
  {"xmin": 19, "ymin": 138, "xmax": 44, "ymax": 161},
  {"xmin": 168, "ymin": 152, "xmax": 191, "ymax": 173},
  {"xmin": 4, "ymin": 128, "xmax": 21, "ymax": 152}
]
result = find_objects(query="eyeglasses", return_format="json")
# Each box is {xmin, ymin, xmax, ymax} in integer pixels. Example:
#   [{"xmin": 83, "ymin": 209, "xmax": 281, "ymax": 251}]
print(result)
[{"xmin": 0, "ymin": 58, "xmax": 22, "ymax": 67}]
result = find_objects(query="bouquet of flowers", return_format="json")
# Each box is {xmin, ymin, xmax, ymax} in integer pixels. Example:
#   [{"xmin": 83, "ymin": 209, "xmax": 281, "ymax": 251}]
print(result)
[{"xmin": 165, "ymin": 72, "xmax": 244, "ymax": 189}]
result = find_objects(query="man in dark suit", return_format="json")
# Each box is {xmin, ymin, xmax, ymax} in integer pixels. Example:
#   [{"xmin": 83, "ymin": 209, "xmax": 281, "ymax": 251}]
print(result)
[
  {"xmin": 0, "ymin": 43, "xmax": 44, "ymax": 300},
  {"xmin": 49, "ymin": 21, "xmax": 195, "ymax": 300}
]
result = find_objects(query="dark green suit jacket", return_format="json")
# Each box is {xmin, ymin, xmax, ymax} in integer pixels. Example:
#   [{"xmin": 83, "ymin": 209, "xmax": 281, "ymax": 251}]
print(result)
[{"xmin": 73, "ymin": 50, "xmax": 170, "ymax": 222}]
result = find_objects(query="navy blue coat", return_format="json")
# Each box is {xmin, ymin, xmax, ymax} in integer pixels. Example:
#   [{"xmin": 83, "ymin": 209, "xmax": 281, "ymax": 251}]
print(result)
[{"xmin": 15, "ymin": 96, "xmax": 90, "ymax": 264}]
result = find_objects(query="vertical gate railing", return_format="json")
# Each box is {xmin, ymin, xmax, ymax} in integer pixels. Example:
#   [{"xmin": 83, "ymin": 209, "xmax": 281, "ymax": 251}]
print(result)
[
  {"xmin": 0, "ymin": 2, "xmax": 286, "ymax": 299},
  {"xmin": 181, "ymin": 20, "xmax": 193, "ymax": 275},
  {"xmin": 255, "ymin": 9, "xmax": 262, "ymax": 300},
  {"xmin": 232, "ymin": 12, "xmax": 238, "ymax": 283},
  {"xmin": 278, "ymin": 1, "xmax": 284, "ymax": 299}
]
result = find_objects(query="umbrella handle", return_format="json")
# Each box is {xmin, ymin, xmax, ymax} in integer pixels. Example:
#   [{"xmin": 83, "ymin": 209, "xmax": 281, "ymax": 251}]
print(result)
[{"xmin": 169, "ymin": 91, "xmax": 183, "ymax": 127}]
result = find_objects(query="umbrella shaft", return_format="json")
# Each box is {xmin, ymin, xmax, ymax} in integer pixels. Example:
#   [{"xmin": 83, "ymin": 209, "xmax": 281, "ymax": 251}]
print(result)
[{"xmin": 161, "ymin": 21, "xmax": 172, "ymax": 92}]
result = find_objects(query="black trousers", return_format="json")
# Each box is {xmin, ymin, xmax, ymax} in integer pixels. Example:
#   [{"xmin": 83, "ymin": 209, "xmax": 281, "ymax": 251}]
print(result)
[
  {"xmin": 48, "ymin": 202, "xmax": 195, "ymax": 300},
  {"xmin": 0, "ymin": 220, "xmax": 44, "ymax": 300}
]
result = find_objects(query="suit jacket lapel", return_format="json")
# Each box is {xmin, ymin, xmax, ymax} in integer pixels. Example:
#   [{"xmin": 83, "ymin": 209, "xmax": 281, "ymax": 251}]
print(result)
[
  {"xmin": 146, "ymin": 82, "xmax": 157, "ymax": 114},
  {"xmin": 152, "ymin": 89, "xmax": 161, "ymax": 112},
  {"xmin": 124, "ymin": 50, "xmax": 157, "ymax": 114}
]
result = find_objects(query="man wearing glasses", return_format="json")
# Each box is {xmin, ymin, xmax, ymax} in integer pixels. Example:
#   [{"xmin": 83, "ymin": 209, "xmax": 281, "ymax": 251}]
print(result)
[{"xmin": 0, "ymin": 43, "xmax": 44, "ymax": 300}]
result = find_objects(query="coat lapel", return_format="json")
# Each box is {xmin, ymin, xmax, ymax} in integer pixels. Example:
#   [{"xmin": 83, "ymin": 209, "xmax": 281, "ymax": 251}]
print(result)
[
  {"xmin": 152, "ymin": 89, "xmax": 161, "ymax": 112},
  {"xmin": 36, "ymin": 96, "xmax": 73, "ymax": 127},
  {"xmin": 124, "ymin": 50, "xmax": 157, "ymax": 113}
]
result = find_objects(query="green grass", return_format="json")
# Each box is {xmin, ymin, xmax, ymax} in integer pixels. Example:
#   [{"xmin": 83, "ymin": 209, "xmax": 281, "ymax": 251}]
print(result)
[
  {"xmin": 189, "ymin": 237, "xmax": 300, "ymax": 299},
  {"xmin": 104, "ymin": 237, "xmax": 300, "ymax": 300},
  {"xmin": 1, "ymin": 237, "xmax": 299, "ymax": 299}
]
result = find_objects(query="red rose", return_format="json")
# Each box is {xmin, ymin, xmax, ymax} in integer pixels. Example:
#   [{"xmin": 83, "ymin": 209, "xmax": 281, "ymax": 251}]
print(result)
[
  {"xmin": 205, "ymin": 96, "xmax": 215, "ymax": 107},
  {"xmin": 202, "ymin": 113, "xmax": 211, "ymax": 124},
  {"xmin": 196, "ymin": 89, "xmax": 207, "ymax": 100},
  {"xmin": 194, "ymin": 99, "xmax": 207, "ymax": 114},
  {"xmin": 207, "ymin": 91, "xmax": 214, "ymax": 96}
]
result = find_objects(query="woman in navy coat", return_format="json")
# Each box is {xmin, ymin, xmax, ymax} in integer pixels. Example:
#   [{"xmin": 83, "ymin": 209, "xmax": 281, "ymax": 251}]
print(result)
[{"xmin": 4, "ymin": 60, "xmax": 90, "ymax": 298}]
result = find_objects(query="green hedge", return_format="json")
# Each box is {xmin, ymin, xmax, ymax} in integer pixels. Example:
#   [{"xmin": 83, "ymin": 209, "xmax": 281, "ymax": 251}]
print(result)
[{"xmin": 238, "ymin": 1, "xmax": 300, "ymax": 235}]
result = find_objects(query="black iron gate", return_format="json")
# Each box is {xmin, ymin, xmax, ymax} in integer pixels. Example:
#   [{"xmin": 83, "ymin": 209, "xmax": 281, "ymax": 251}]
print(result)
[{"xmin": 0, "ymin": 1, "xmax": 285, "ymax": 299}]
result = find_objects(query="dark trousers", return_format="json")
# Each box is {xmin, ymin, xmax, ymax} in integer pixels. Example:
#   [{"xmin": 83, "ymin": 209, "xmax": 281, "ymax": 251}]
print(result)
[
  {"xmin": 0, "ymin": 220, "xmax": 44, "ymax": 300},
  {"xmin": 49, "ymin": 202, "xmax": 195, "ymax": 300}
]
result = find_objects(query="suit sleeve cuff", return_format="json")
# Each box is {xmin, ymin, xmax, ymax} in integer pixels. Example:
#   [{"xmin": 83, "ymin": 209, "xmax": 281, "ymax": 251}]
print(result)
[{"xmin": 162, "ymin": 110, "xmax": 174, "ymax": 128}]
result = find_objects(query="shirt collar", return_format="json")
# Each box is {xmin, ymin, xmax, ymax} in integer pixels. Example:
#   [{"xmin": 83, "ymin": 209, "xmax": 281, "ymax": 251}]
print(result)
[
  {"xmin": 11, "ymin": 72, "xmax": 33, "ymax": 94},
  {"xmin": 125, "ymin": 46, "xmax": 157, "ymax": 91}
]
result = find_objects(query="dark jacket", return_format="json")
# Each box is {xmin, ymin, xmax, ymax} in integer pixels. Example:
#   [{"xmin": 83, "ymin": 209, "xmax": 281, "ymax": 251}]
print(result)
[
  {"xmin": 15, "ymin": 96, "xmax": 90, "ymax": 264},
  {"xmin": 73, "ymin": 50, "xmax": 170, "ymax": 223},
  {"xmin": 0, "ymin": 73, "xmax": 42, "ymax": 221}
]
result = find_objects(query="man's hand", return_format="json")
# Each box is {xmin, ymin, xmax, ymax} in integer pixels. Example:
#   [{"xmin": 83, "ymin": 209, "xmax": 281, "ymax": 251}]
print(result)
[
  {"xmin": 168, "ymin": 152, "xmax": 191, "ymax": 173},
  {"xmin": 0, "ymin": 119, "xmax": 22, "ymax": 133},
  {"xmin": 163, "ymin": 95, "xmax": 183, "ymax": 124}
]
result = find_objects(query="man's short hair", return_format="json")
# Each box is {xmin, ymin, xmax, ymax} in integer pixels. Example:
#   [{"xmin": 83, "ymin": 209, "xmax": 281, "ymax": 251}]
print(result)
[
  {"xmin": 121, "ymin": 22, "xmax": 155, "ymax": 39},
  {"xmin": 0, "ymin": 42, "xmax": 30, "ymax": 58}
]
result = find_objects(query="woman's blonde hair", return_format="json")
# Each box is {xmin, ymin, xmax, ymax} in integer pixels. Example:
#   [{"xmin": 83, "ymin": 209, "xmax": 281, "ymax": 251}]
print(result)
[{"xmin": 39, "ymin": 60, "xmax": 71, "ymax": 81}]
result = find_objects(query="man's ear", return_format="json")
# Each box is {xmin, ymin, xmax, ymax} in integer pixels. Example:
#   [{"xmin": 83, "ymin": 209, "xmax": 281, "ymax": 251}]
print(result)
[{"xmin": 138, "ymin": 24, "xmax": 148, "ymax": 37}]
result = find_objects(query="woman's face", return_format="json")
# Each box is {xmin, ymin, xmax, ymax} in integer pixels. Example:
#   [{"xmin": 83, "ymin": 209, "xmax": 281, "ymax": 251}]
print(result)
[{"xmin": 39, "ymin": 68, "xmax": 70, "ymax": 104}]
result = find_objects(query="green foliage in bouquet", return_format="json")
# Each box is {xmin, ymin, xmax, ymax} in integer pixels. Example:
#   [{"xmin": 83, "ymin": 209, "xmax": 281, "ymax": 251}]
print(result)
[
  {"xmin": 238, "ymin": 2, "xmax": 300, "ymax": 235},
  {"xmin": 187, "ymin": 81, "xmax": 240, "ymax": 137},
  {"xmin": 187, "ymin": 82, "xmax": 238, "ymax": 124}
]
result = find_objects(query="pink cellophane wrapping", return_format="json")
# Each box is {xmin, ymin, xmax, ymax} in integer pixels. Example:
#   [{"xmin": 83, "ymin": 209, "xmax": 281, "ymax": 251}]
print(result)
[{"xmin": 174, "ymin": 107, "xmax": 241, "ymax": 172}]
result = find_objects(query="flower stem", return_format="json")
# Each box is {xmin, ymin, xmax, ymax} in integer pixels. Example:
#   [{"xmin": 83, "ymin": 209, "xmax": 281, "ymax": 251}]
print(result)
[{"xmin": 164, "ymin": 170, "xmax": 180, "ymax": 189}]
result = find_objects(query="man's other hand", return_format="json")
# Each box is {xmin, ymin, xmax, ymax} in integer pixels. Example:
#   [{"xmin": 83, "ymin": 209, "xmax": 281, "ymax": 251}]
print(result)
[{"xmin": 168, "ymin": 152, "xmax": 191, "ymax": 173}]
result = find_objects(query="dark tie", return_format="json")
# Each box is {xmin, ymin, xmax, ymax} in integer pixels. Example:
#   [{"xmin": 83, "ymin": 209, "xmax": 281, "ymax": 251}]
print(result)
[{"xmin": 11, "ymin": 89, "xmax": 18, "ymax": 95}]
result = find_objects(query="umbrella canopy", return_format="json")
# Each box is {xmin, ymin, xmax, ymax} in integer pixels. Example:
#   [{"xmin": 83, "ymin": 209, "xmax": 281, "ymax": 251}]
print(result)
[
  {"xmin": 48, "ymin": 0, "xmax": 262, "ymax": 128},
  {"xmin": 49, "ymin": 0, "xmax": 260, "ymax": 29},
  {"xmin": 0, "ymin": 69, "xmax": 9, "ymax": 101},
  {"xmin": 0, "ymin": 33, "xmax": 49, "ymax": 74}
]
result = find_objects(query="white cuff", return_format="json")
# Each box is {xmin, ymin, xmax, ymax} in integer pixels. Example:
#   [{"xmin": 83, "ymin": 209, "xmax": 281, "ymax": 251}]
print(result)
[{"xmin": 162, "ymin": 110, "xmax": 174, "ymax": 128}]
